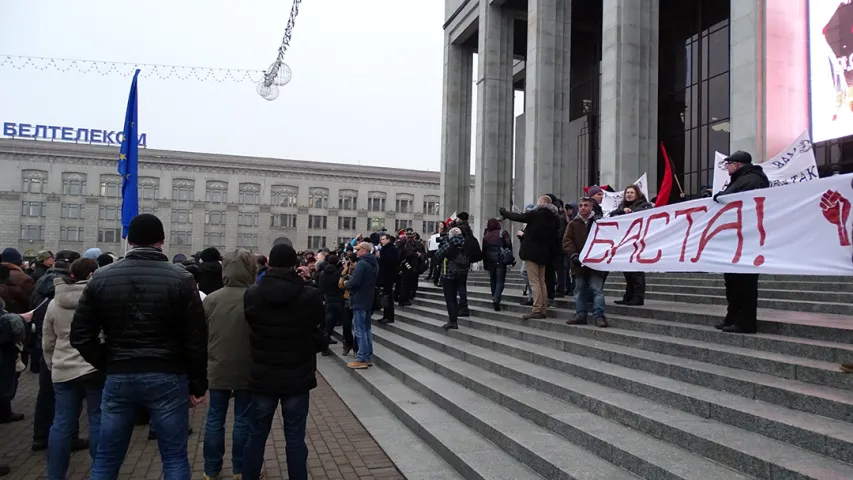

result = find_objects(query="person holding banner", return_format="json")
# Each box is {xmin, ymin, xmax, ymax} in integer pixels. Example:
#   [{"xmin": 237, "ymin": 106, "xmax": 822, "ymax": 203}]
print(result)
[
  {"xmin": 499, "ymin": 196, "xmax": 560, "ymax": 320},
  {"xmin": 563, "ymin": 197, "xmax": 609, "ymax": 328},
  {"xmin": 609, "ymin": 184, "xmax": 653, "ymax": 306},
  {"xmin": 713, "ymin": 151, "xmax": 770, "ymax": 334}
]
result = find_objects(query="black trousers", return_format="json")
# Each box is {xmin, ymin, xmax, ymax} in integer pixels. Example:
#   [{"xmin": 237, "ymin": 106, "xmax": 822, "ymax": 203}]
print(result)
[
  {"xmin": 341, "ymin": 306, "xmax": 357, "ymax": 352},
  {"xmin": 622, "ymin": 272, "xmax": 646, "ymax": 301},
  {"xmin": 723, "ymin": 273, "xmax": 759, "ymax": 332},
  {"xmin": 399, "ymin": 268, "xmax": 417, "ymax": 305},
  {"xmin": 382, "ymin": 279, "xmax": 395, "ymax": 320}
]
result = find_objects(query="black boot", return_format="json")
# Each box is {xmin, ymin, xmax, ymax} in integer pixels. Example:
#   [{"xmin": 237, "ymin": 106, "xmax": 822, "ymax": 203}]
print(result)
[
  {"xmin": 493, "ymin": 298, "xmax": 501, "ymax": 312},
  {"xmin": 442, "ymin": 322, "xmax": 459, "ymax": 330}
]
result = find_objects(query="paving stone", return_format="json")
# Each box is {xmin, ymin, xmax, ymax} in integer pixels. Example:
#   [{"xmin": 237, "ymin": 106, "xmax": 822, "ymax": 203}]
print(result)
[{"xmin": 0, "ymin": 371, "xmax": 402, "ymax": 479}]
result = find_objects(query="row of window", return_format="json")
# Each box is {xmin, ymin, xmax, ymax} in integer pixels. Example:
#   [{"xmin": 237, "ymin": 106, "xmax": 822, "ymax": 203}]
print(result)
[
  {"xmin": 170, "ymin": 232, "xmax": 259, "ymax": 249},
  {"xmin": 24, "ymin": 202, "xmax": 439, "ymax": 233},
  {"xmin": 20, "ymin": 172, "xmax": 442, "ymax": 213}
]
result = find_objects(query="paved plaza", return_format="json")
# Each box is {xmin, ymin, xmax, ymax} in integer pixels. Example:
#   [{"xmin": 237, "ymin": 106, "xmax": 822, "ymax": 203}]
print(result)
[{"xmin": 0, "ymin": 371, "xmax": 404, "ymax": 480}]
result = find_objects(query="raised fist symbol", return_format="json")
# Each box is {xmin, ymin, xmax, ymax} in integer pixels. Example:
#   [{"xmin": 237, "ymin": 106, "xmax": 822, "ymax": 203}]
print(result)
[{"xmin": 821, "ymin": 190, "xmax": 851, "ymax": 246}]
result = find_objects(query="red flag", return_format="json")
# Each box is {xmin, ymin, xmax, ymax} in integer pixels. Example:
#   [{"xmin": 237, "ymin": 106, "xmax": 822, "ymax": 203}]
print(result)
[{"xmin": 656, "ymin": 142, "xmax": 674, "ymax": 207}]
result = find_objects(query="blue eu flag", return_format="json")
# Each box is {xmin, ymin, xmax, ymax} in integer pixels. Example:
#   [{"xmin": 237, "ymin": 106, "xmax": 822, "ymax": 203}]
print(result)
[{"xmin": 118, "ymin": 69, "xmax": 140, "ymax": 239}]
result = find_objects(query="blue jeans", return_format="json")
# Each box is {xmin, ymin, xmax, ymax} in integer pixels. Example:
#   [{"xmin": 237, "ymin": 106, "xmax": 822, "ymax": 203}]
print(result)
[
  {"xmin": 48, "ymin": 378, "xmax": 102, "ymax": 480},
  {"xmin": 488, "ymin": 263, "xmax": 507, "ymax": 300},
  {"xmin": 203, "ymin": 389, "xmax": 251, "ymax": 477},
  {"xmin": 573, "ymin": 272, "xmax": 606, "ymax": 319},
  {"xmin": 352, "ymin": 309, "xmax": 373, "ymax": 363},
  {"xmin": 242, "ymin": 392, "xmax": 310, "ymax": 480},
  {"xmin": 91, "ymin": 373, "xmax": 190, "ymax": 480}
]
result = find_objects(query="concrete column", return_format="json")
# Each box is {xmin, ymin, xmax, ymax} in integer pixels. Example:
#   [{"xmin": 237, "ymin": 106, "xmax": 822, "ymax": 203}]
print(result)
[
  {"xmin": 523, "ymin": 0, "xmax": 572, "ymax": 203},
  {"xmin": 599, "ymin": 0, "xmax": 659, "ymax": 191},
  {"xmin": 439, "ymin": 40, "xmax": 474, "ymax": 218},
  {"xmin": 474, "ymin": 1, "xmax": 514, "ymax": 236},
  {"xmin": 730, "ymin": 0, "xmax": 809, "ymax": 159},
  {"xmin": 729, "ymin": 0, "xmax": 762, "ymax": 156}
]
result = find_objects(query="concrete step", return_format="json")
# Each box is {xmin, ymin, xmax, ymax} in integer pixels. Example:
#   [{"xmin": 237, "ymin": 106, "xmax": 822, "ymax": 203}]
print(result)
[
  {"xmin": 603, "ymin": 283, "xmax": 853, "ymax": 303},
  {"xmin": 377, "ymin": 314, "xmax": 853, "ymax": 479},
  {"xmin": 329, "ymin": 340, "xmax": 644, "ymax": 479},
  {"xmin": 409, "ymin": 294, "xmax": 853, "ymax": 392},
  {"xmin": 416, "ymin": 284, "xmax": 853, "ymax": 344},
  {"xmin": 384, "ymin": 305, "xmax": 853, "ymax": 469},
  {"xmin": 597, "ymin": 288, "xmax": 852, "ymax": 315},
  {"xmin": 368, "ymin": 324, "xmax": 754, "ymax": 480},
  {"xmin": 324, "ymin": 345, "xmax": 544, "ymax": 480},
  {"xmin": 316, "ymin": 356, "xmax": 465, "ymax": 480},
  {"xmin": 605, "ymin": 277, "xmax": 853, "ymax": 293},
  {"xmin": 405, "ymin": 295, "xmax": 853, "ymax": 424},
  {"xmin": 466, "ymin": 272, "xmax": 853, "ymax": 284}
]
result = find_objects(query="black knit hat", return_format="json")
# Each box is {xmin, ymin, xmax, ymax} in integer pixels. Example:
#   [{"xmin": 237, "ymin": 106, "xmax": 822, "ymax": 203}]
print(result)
[
  {"xmin": 457, "ymin": 211, "xmax": 469, "ymax": 221},
  {"xmin": 127, "ymin": 214, "xmax": 165, "ymax": 246},
  {"xmin": 199, "ymin": 247, "xmax": 222, "ymax": 263},
  {"xmin": 724, "ymin": 150, "xmax": 752, "ymax": 164},
  {"xmin": 269, "ymin": 243, "xmax": 298, "ymax": 268}
]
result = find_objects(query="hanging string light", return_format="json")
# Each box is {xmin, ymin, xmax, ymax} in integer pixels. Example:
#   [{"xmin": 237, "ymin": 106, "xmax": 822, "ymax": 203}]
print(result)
[
  {"xmin": 257, "ymin": 0, "xmax": 302, "ymax": 101},
  {"xmin": 0, "ymin": 55, "xmax": 266, "ymax": 84}
]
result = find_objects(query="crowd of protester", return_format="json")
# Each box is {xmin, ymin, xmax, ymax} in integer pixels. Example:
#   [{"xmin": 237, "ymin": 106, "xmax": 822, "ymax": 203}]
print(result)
[{"xmin": 0, "ymin": 150, "xmax": 778, "ymax": 478}]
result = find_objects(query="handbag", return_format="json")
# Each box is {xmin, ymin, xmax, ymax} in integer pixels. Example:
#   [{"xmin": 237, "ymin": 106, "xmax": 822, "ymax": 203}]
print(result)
[{"xmin": 498, "ymin": 231, "xmax": 515, "ymax": 265}]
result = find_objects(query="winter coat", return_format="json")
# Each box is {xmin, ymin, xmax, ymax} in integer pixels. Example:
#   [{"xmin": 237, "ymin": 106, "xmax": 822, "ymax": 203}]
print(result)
[
  {"xmin": 345, "ymin": 254, "xmax": 379, "ymax": 311},
  {"xmin": 317, "ymin": 262, "xmax": 345, "ymax": 303},
  {"xmin": 243, "ymin": 268, "xmax": 324, "ymax": 395},
  {"xmin": 435, "ymin": 235, "xmax": 469, "ymax": 280},
  {"xmin": 197, "ymin": 261, "xmax": 225, "ymax": 295},
  {"xmin": 610, "ymin": 198, "xmax": 653, "ymax": 217},
  {"xmin": 0, "ymin": 263, "xmax": 34, "ymax": 314},
  {"xmin": 499, "ymin": 203, "xmax": 560, "ymax": 265},
  {"xmin": 204, "ymin": 250, "xmax": 257, "ymax": 391},
  {"xmin": 0, "ymin": 307, "xmax": 24, "ymax": 406},
  {"xmin": 31, "ymin": 263, "xmax": 50, "ymax": 283},
  {"xmin": 30, "ymin": 266, "xmax": 72, "ymax": 348},
  {"xmin": 482, "ymin": 229, "xmax": 511, "ymax": 267},
  {"xmin": 42, "ymin": 279, "xmax": 98, "ymax": 383},
  {"xmin": 563, "ymin": 214, "xmax": 600, "ymax": 276},
  {"xmin": 377, "ymin": 243, "xmax": 399, "ymax": 285},
  {"xmin": 70, "ymin": 247, "xmax": 208, "ymax": 397},
  {"xmin": 717, "ymin": 164, "xmax": 771, "ymax": 196}
]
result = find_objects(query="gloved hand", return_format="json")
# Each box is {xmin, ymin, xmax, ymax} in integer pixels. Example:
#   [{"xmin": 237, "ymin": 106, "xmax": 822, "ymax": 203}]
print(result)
[
  {"xmin": 570, "ymin": 255, "xmax": 582, "ymax": 268},
  {"xmin": 713, "ymin": 192, "xmax": 723, "ymax": 204},
  {"xmin": 498, "ymin": 207, "xmax": 508, "ymax": 217}
]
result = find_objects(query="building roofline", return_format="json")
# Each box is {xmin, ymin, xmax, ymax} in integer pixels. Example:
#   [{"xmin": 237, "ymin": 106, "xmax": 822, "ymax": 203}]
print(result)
[{"xmin": 0, "ymin": 138, "xmax": 445, "ymax": 183}]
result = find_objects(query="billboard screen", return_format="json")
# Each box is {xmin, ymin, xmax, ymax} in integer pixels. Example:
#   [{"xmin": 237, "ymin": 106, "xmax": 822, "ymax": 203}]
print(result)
[{"xmin": 809, "ymin": 0, "xmax": 853, "ymax": 142}]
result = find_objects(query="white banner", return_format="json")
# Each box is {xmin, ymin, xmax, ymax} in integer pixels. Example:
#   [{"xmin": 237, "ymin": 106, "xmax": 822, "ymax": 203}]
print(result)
[
  {"xmin": 714, "ymin": 130, "xmax": 819, "ymax": 194},
  {"xmin": 600, "ymin": 173, "xmax": 648, "ymax": 216},
  {"xmin": 579, "ymin": 173, "xmax": 853, "ymax": 275}
]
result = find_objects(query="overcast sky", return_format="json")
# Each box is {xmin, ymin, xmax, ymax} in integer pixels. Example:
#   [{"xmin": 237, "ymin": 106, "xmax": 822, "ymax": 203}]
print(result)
[{"xmin": 0, "ymin": 0, "xmax": 455, "ymax": 171}]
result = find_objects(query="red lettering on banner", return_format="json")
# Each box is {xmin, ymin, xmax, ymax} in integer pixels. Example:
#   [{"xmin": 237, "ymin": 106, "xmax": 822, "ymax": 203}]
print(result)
[
  {"xmin": 607, "ymin": 218, "xmax": 644, "ymax": 264},
  {"xmin": 637, "ymin": 212, "xmax": 671, "ymax": 264},
  {"xmin": 753, "ymin": 197, "xmax": 766, "ymax": 266},
  {"xmin": 691, "ymin": 201, "xmax": 744, "ymax": 264},
  {"xmin": 674, "ymin": 206, "xmax": 707, "ymax": 262},
  {"xmin": 581, "ymin": 222, "xmax": 619, "ymax": 264}
]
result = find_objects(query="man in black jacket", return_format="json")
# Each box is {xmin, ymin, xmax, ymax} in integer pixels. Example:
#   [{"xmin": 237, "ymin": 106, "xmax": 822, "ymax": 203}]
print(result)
[
  {"xmin": 70, "ymin": 214, "xmax": 207, "ymax": 479},
  {"xmin": 377, "ymin": 234, "xmax": 399, "ymax": 324},
  {"xmin": 316, "ymin": 253, "xmax": 343, "ymax": 351},
  {"xmin": 241, "ymin": 243, "xmax": 325, "ymax": 480},
  {"xmin": 713, "ymin": 151, "xmax": 770, "ymax": 334},
  {"xmin": 500, "ymin": 196, "xmax": 560, "ymax": 319}
]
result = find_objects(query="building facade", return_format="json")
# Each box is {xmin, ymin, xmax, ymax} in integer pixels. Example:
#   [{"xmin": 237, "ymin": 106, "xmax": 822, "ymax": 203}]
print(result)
[
  {"xmin": 442, "ymin": 0, "xmax": 848, "ymax": 235},
  {"xmin": 0, "ymin": 139, "xmax": 469, "ymax": 260}
]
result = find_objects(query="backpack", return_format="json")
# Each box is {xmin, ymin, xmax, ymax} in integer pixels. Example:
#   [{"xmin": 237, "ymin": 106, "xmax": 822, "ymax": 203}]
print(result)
[
  {"xmin": 497, "ymin": 231, "xmax": 515, "ymax": 265},
  {"xmin": 464, "ymin": 234, "xmax": 483, "ymax": 264}
]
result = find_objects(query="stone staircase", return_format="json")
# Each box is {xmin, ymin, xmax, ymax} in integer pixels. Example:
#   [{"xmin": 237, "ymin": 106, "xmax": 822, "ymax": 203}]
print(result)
[{"xmin": 326, "ymin": 269, "xmax": 853, "ymax": 479}]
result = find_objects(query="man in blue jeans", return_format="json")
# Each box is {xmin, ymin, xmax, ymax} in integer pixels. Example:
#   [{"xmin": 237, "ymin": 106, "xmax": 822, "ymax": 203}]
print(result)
[
  {"xmin": 242, "ymin": 243, "xmax": 327, "ymax": 480},
  {"xmin": 201, "ymin": 249, "xmax": 258, "ymax": 479},
  {"xmin": 71, "ymin": 214, "xmax": 208, "ymax": 479},
  {"xmin": 345, "ymin": 242, "xmax": 379, "ymax": 369},
  {"xmin": 562, "ymin": 197, "xmax": 609, "ymax": 328}
]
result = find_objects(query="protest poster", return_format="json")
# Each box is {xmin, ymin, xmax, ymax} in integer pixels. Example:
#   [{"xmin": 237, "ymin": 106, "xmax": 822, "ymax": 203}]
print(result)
[
  {"xmin": 579, "ymin": 173, "xmax": 853, "ymax": 275},
  {"xmin": 713, "ymin": 130, "xmax": 818, "ymax": 194}
]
